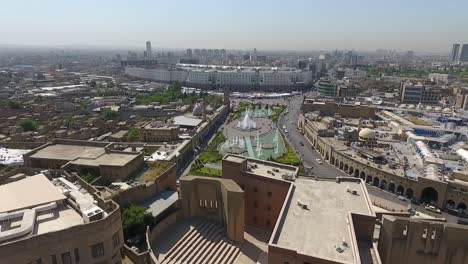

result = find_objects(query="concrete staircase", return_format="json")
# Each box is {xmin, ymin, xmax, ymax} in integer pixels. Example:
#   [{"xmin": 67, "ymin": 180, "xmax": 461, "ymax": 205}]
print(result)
[{"xmin": 161, "ymin": 220, "xmax": 240, "ymax": 264}]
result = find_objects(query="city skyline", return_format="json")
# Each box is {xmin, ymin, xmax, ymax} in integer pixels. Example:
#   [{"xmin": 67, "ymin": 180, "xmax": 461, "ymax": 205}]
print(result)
[{"xmin": 1, "ymin": 0, "xmax": 468, "ymax": 52}]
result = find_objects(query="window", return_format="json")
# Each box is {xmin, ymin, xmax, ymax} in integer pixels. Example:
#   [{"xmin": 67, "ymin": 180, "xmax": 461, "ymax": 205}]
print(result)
[
  {"xmin": 51, "ymin": 255, "xmax": 57, "ymax": 264},
  {"xmin": 36, "ymin": 258, "xmax": 42, "ymax": 264},
  {"xmin": 267, "ymin": 205, "xmax": 271, "ymax": 211},
  {"xmin": 61, "ymin": 252, "xmax": 72, "ymax": 264},
  {"xmin": 253, "ymin": 187, "xmax": 258, "ymax": 192},
  {"xmin": 254, "ymin": 202, "xmax": 258, "ymax": 208},
  {"xmin": 113, "ymin": 233, "xmax": 120, "ymax": 248},
  {"xmin": 267, "ymin": 191, "xmax": 272, "ymax": 197},
  {"xmin": 267, "ymin": 220, "xmax": 271, "ymax": 226},
  {"xmin": 253, "ymin": 217, "xmax": 257, "ymax": 222},
  {"xmin": 74, "ymin": 248, "xmax": 80, "ymax": 262},
  {"xmin": 91, "ymin": 242, "xmax": 105, "ymax": 258}
]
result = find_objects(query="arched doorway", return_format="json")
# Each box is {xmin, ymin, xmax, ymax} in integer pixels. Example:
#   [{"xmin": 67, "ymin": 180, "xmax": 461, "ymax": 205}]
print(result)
[
  {"xmin": 349, "ymin": 166, "xmax": 354, "ymax": 175},
  {"xmin": 373, "ymin": 177, "xmax": 380, "ymax": 187},
  {"xmin": 380, "ymin": 180, "xmax": 387, "ymax": 190},
  {"xmin": 331, "ymin": 156, "xmax": 335, "ymax": 165},
  {"xmin": 406, "ymin": 188, "xmax": 414, "ymax": 199},
  {"xmin": 344, "ymin": 164, "xmax": 349, "ymax": 172},
  {"xmin": 366, "ymin": 175, "xmax": 372, "ymax": 183},
  {"xmin": 335, "ymin": 159, "xmax": 339, "ymax": 167},
  {"xmin": 354, "ymin": 169, "xmax": 360, "ymax": 178},
  {"xmin": 388, "ymin": 182, "xmax": 396, "ymax": 193},
  {"xmin": 396, "ymin": 185, "xmax": 404, "ymax": 195},
  {"xmin": 325, "ymin": 152, "xmax": 329, "ymax": 161},
  {"xmin": 457, "ymin": 203, "xmax": 467, "ymax": 214},
  {"xmin": 420, "ymin": 187, "xmax": 438, "ymax": 205},
  {"xmin": 339, "ymin": 161, "xmax": 344, "ymax": 170},
  {"xmin": 445, "ymin": 200, "xmax": 455, "ymax": 209}
]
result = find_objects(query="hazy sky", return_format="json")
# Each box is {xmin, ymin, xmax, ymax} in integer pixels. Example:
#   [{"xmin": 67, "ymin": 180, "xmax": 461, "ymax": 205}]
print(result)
[{"xmin": 1, "ymin": 0, "xmax": 467, "ymax": 52}]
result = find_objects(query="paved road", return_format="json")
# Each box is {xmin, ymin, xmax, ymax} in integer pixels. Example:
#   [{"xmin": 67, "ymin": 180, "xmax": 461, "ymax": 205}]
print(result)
[{"xmin": 278, "ymin": 96, "xmax": 348, "ymax": 178}]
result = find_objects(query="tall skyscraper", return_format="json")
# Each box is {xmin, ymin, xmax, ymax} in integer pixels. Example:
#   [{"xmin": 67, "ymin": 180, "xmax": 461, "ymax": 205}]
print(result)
[
  {"xmin": 146, "ymin": 41, "xmax": 152, "ymax": 58},
  {"xmin": 451, "ymin": 44, "xmax": 460, "ymax": 62},
  {"xmin": 460, "ymin": 44, "xmax": 468, "ymax": 62}
]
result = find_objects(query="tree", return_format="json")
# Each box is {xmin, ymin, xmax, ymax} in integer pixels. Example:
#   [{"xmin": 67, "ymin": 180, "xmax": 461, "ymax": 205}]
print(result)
[
  {"xmin": 19, "ymin": 119, "xmax": 38, "ymax": 132},
  {"xmin": 89, "ymin": 80, "xmax": 97, "ymax": 88},
  {"xmin": 7, "ymin": 100, "xmax": 20, "ymax": 109},
  {"xmin": 102, "ymin": 110, "xmax": 118, "ymax": 120},
  {"xmin": 122, "ymin": 205, "xmax": 153, "ymax": 239},
  {"xmin": 127, "ymin": 127, "xmax": 140, "ymax": 142}
]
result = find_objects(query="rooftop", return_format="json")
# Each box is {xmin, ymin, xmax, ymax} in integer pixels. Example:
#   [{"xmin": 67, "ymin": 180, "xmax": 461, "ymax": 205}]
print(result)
[
  {"xmin": 29, "ymin": 143, "xmax": 139, "ymax": 167},
  {"xmin": 0, "ymin": 174, "xmax": 105, "ymax": 245},
  {"xmin": 0, "ymin": 174, "xmax": 66, "ymax": 213},
  {"xmin": 173, "ymin": 116, "xmax": 203, "ymax": 127},
  {"xmin": 273, "ymin": 178, "xmax": 373, "ymax": 263}
]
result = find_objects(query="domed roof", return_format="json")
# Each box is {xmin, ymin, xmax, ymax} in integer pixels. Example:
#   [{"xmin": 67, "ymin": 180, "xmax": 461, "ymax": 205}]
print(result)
[
  {"xmin": 359, "ymin": 128, "xmax": 376, "ymax": 139},
  {"xmin": 434, "ymin": 107, "xmax": 442, "ymax": 111},
  {"xmin": 425, "ymin": 106, "xmax": 432, "ymax": 110},
  {"xmin": 399, "ymin": 104, "xmax": 407, "ymax": 108},
  {"xmin": 442, "ymin": 107, "xmax": 451, "ymax": 113},
  {"xmin": 407, "ymin": 104, "xmax": 415, "ymax": 109},
  {"xmin": 192, "ymin": 103, "xmax": 203, "ymax": 116}
]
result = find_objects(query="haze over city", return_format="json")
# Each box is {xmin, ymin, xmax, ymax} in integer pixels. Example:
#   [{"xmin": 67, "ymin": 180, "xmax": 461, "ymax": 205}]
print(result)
[
  {"xmin": 3, "ymin": 1, "xmax": 468, "ymax": 264},
  {"xmin": 1, "ymin": 0, "xmax": 468, "ymax": 52}
]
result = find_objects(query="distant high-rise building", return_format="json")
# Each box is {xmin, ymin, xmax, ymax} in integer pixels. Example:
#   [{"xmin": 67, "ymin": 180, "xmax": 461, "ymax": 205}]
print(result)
[
  {"xmin": 146, "ymin": 41, "xmax": 152, "ymax": 58},
  {"xmin": 451, "ymin": 44, "xmax": 460, "ymax": 62},
  {"xmin": 186, "ymin": 49, "xmax": 193, "ymax": 57},
  {"xmin": 460, "ymin": 44, "xmax": 468, "ymax": 62}
]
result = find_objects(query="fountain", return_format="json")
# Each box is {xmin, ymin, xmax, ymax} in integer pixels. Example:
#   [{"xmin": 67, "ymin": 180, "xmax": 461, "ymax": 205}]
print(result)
[
  {"xmin": 236, "ymin": 111, "xmax": 257, "ymax": 130},
  {"xmin": 257, "ymin": 142, "xmax": 262, "ymax": 158},
  {"xmin": 274, "ymin": 140, "xmax": 280, "ymax": 155},
  {"xmin": 273, "ymin": 129, "xmax": 280, "ymax": 144}
]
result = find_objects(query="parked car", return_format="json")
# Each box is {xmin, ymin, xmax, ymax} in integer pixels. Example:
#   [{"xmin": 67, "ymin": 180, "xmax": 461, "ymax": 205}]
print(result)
[
  {"xmin": 425, "ymin": 205, "xmax": 441, "ymax": 214},
  {"xmin": 300, "ymin": 142, "xmax": 304, "ymax": 146},
  {"xmin": 316, "ymin": 158, "xmax": 323, "ymax": 164},
  {"xmin": 397, "ymin": 195, "xmax": 408, "ymax": 202}
]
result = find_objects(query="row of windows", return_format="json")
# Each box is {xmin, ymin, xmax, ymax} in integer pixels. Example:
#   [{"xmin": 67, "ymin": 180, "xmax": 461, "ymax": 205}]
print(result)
[
  {"xmin": 252, "ymin": 216, "xmax": 271, "ymax": 226},
  {"xmin": 242, "ymin": 185, "xmax": 272, "ymax": 197},
  {"xmin": 32, "ymin": 232, "xmax": 120, "ymax": 264}
]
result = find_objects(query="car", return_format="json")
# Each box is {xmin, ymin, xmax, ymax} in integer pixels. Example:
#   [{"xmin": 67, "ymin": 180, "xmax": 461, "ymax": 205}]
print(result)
[
  {"xmin": 397, "ymin": 195, "xmax": 408, "ymax": 202},
  {"xmin": 290, "ymin": 121, "xmax": 294, "ymax": 125},
  {"xmin": 300, "ymin": 142, "xmax": 304, "ymax": 146},
  {"xmin": 425, "ymin": 205, "xmax": 441, "ymax": 214},
  {"xmin": 284, "ymin": 129, "xmax": 289, "ymax": 133},
  {"xmin": 316, "ymin": 158, "xmax": 323, "ymax": 164},
  {"xmin": 283, "ymin": 125, "xmax": 287, "ymax": 129}
]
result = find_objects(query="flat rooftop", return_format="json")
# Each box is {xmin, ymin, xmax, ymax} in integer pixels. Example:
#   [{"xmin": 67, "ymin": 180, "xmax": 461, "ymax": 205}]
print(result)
[
  {"xmin": 273, "ymin": 178, "xmax": 373, "ymax": 263},
  {"xmin": 0, "ymin": 174, "xmax": 66, "ymax": 213},
  {"xmin": 0, "ymin": 174, "xmax": 103, "ymax": 245},
  {"xmin": 246, "ymin": 160, "xmax": 297, "ymax": 180},
  {"xmin": 29, "ymin": 143, "xmax": 139, "ymax": 167}
]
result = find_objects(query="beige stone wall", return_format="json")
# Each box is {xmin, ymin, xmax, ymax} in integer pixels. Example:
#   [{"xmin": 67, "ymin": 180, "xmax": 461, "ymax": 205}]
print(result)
[
  {"xmin": 0, "ymin": 203, "xmax": 123, "ymax": 264},
  {"xmin": 180, "ymin": 176, "xmax": 244, "ymax": 242},
  {"xmin": 378, "ymin": 216, "xmax": 468, "ymax": 264},
  {"xmin": 222, "ymin": 158, "xmax": 292, "ymax": 232},
  {"xmin": 109, "ymin": 162, "xmax": 177, "ymax": 207}
]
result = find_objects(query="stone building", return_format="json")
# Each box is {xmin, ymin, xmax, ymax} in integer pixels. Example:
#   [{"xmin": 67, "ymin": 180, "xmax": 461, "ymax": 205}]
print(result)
[
  {"xmin": 379, "ymin": 215, "xmax": 468, "ymax": 264},
  {"xmin": 23, "ymin": 139, "xmax": 144, "ymax": 184},
  {"xmin": 0, "ymin": 172, "xmax": 124, "ymax": 264}
]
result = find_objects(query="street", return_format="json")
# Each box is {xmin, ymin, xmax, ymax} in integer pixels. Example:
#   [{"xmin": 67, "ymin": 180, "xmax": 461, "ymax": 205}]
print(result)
[{"xmin": 277, "ymin": 95, "xmax": 348, "ymax": 178}]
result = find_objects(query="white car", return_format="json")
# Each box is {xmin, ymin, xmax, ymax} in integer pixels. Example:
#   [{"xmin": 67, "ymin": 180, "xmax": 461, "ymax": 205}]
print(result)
[
  {"xmin": 397, "ymin": 195, "xmax": 408, "ymax": 202},
  {"xmin": 316, "ymin": 158, "xmax": 323, "ymax": 164},
  {"xmin": 284, "ymin": 129, "xmax": 289, "ymax": 133},
  {"xmin": 290, "ymin": 121, "xmax": 294, "ymax": 125},
  {"xmin": 425, "ymin": 205, "xmax": 441, "ymax": 214}
]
